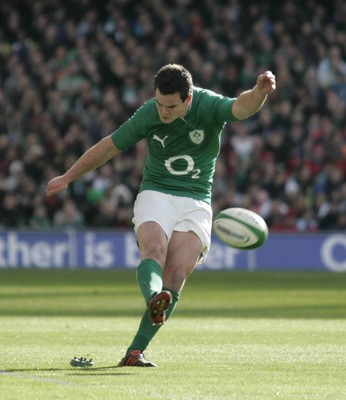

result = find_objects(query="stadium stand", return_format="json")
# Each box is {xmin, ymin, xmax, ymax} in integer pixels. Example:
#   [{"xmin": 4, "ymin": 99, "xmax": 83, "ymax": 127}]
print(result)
[{"xmin": 0, "ymin": 0, "xmax": 345, "ymax": 232}]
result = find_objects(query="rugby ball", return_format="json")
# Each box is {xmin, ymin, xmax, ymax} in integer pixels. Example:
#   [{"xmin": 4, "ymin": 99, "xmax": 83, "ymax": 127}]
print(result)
[{"xmin": 213, "ymin": 207, "xmax": 268, "ymax": 250}]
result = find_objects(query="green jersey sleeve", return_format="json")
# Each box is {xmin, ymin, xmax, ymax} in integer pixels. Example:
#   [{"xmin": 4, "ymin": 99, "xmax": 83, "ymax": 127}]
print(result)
[
  {"xmin": 198, "ymin": 88, "xmax": 239, "ymax": 123},
  {"xmin": 111, "ymin": 103, "xmax": 154, "ymax": 151}
]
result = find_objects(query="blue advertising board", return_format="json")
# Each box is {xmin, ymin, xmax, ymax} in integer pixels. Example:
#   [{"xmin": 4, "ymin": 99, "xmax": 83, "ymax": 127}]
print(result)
[{"xmin": 0, "ymin": 230, "xmax": 345, "ymax": 272}]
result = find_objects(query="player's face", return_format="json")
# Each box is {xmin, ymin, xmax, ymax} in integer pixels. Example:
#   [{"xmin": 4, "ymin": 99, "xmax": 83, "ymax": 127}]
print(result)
[{"xmin": 155, "ymin": 89, "xmax": 192, "ymax": 124}]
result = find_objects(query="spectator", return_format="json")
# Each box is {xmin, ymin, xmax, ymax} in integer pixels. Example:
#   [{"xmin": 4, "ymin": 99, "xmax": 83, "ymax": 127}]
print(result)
[
  {"xmin": 29, "ymin": 204, "xmax": 52, "ymax": 230},
  {"xmin": 53, "ymin": 198, "xmax": 85, "ymax": 230}
]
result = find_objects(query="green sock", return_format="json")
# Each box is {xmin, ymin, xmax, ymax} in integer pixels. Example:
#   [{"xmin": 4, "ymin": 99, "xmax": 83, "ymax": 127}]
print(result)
[
  {"xmin": 127, "ymin": 288, "xmax": 180, "ymax": 353},
  {"xmin": 136, "ymin": 259, "xmax": 163, "ymax": 303}
]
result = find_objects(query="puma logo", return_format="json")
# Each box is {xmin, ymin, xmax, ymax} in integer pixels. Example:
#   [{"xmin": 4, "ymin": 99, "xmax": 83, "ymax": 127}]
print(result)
[{"xmin": 153, "ymin": 135, "xmax": 168, "ymax": 148}]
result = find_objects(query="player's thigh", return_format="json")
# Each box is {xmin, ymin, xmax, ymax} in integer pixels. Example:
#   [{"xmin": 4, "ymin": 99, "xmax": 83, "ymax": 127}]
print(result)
[
  {"xmin": 163, "ymin": 231, "xmax": 202, "ymax": 286},
  {"xmin": 133, "ymin": 190, "xmax": 176, "ymax": 241}
]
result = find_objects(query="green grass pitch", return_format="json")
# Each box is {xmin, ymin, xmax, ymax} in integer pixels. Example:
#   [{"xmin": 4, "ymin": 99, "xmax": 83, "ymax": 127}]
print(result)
[{"xmin": 1, "ymin": 269, "xmax": 346, "ymax": 400}]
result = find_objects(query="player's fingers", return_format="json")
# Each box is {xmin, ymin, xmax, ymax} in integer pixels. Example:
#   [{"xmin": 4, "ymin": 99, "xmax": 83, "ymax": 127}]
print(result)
[
  {"xmin": 46, "ymin": 186, "xmax": 56, "ymax": 197},
  {"xmin": 46, "ymin": 181, "xmax": 63, "ymax": 196}
]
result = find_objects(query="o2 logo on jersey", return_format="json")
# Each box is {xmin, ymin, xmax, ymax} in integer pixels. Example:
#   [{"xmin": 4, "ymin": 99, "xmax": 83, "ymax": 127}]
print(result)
[
  {"xmin": 189, "ymin": 130, "xmax": 204, "ymax": 144},
  {"xmin": 165, "ymin": 155, "xmax": 201, "ymax": 179}
]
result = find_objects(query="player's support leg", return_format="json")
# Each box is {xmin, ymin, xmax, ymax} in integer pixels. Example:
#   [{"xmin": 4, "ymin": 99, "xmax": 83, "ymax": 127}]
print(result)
[{"xmin": 118, "ymin": 288, "xmax": 180, "ymax": 367}]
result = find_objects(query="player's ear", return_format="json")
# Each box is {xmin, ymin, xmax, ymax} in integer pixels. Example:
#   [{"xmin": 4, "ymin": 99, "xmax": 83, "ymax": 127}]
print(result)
[{"xmin": 185, "ymin": 94, "xmax": 193, "ymax": 106}]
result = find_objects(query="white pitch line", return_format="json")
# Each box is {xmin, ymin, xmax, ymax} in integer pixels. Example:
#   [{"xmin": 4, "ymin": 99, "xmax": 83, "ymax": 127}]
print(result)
[{"xmin": 0, "ymin": 371, "xmax": 87, "ymax": 387}]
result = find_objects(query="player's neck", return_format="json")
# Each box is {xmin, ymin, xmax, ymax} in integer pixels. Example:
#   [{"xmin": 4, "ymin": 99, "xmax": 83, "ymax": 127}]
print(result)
[{"xmin": 180, "ymin": 98, "xmax": 192, "ymax": 122}]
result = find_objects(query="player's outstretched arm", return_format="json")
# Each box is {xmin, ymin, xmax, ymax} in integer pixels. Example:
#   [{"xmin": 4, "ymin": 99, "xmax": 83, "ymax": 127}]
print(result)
[
  {"xmin": 232, "ymin": 71, "xmax": 276, "ymax": 120},
  {"xmin": 46, "ymin": 135, "xmax": 121, "ymax": 197}
]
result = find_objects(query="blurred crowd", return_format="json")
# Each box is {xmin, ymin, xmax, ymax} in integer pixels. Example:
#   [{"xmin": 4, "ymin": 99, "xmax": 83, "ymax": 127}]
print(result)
[{"xmin": 0, "ymin": 0, "xmax": 345, "ymax": 232}]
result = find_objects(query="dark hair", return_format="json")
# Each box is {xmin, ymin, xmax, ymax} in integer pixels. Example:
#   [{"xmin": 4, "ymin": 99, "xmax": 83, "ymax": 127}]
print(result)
[{"xmin": 154, "ymin": 64, "xmax": 193, "ymax": 101}]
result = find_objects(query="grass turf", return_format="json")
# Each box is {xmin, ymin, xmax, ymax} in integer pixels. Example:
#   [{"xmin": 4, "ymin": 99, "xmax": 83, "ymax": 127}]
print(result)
[{"xmin": 1, "ymin": 269, "xmax": 346, "ymax": 400}]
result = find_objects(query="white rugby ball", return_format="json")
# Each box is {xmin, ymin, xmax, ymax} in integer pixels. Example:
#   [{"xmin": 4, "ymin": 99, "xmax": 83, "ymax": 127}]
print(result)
[{"xmin": 213, "ymin": 207, "xmax": 269, "ymax": 250}]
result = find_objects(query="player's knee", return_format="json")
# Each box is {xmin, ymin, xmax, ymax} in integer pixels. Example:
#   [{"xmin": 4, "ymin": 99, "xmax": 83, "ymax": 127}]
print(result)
[{"xmin": 163, "ymin": 267, "xmax": 190, "ymax": 290}]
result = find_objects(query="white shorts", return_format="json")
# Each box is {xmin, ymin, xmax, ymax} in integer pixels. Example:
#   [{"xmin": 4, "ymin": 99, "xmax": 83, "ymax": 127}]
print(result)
[{"xmin": 132, "ymin": 190, "xmax": 212, "ymax": 263}]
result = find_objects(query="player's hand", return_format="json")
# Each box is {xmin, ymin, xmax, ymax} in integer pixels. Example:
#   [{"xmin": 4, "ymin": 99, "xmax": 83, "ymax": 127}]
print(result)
[
  {"xmin": 46, "ymin": 176, "xmax": 69, "ymax": 197},
  {"xmin": 256, "ymin": 71, "xmax": 276, "ymax": 95}
]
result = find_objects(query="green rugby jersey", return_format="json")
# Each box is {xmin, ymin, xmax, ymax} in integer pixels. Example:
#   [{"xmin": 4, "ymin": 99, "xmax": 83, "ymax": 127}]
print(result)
[{"xmin": 111, "ymin": 87, "xmax": 238, "ymax": 203}]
